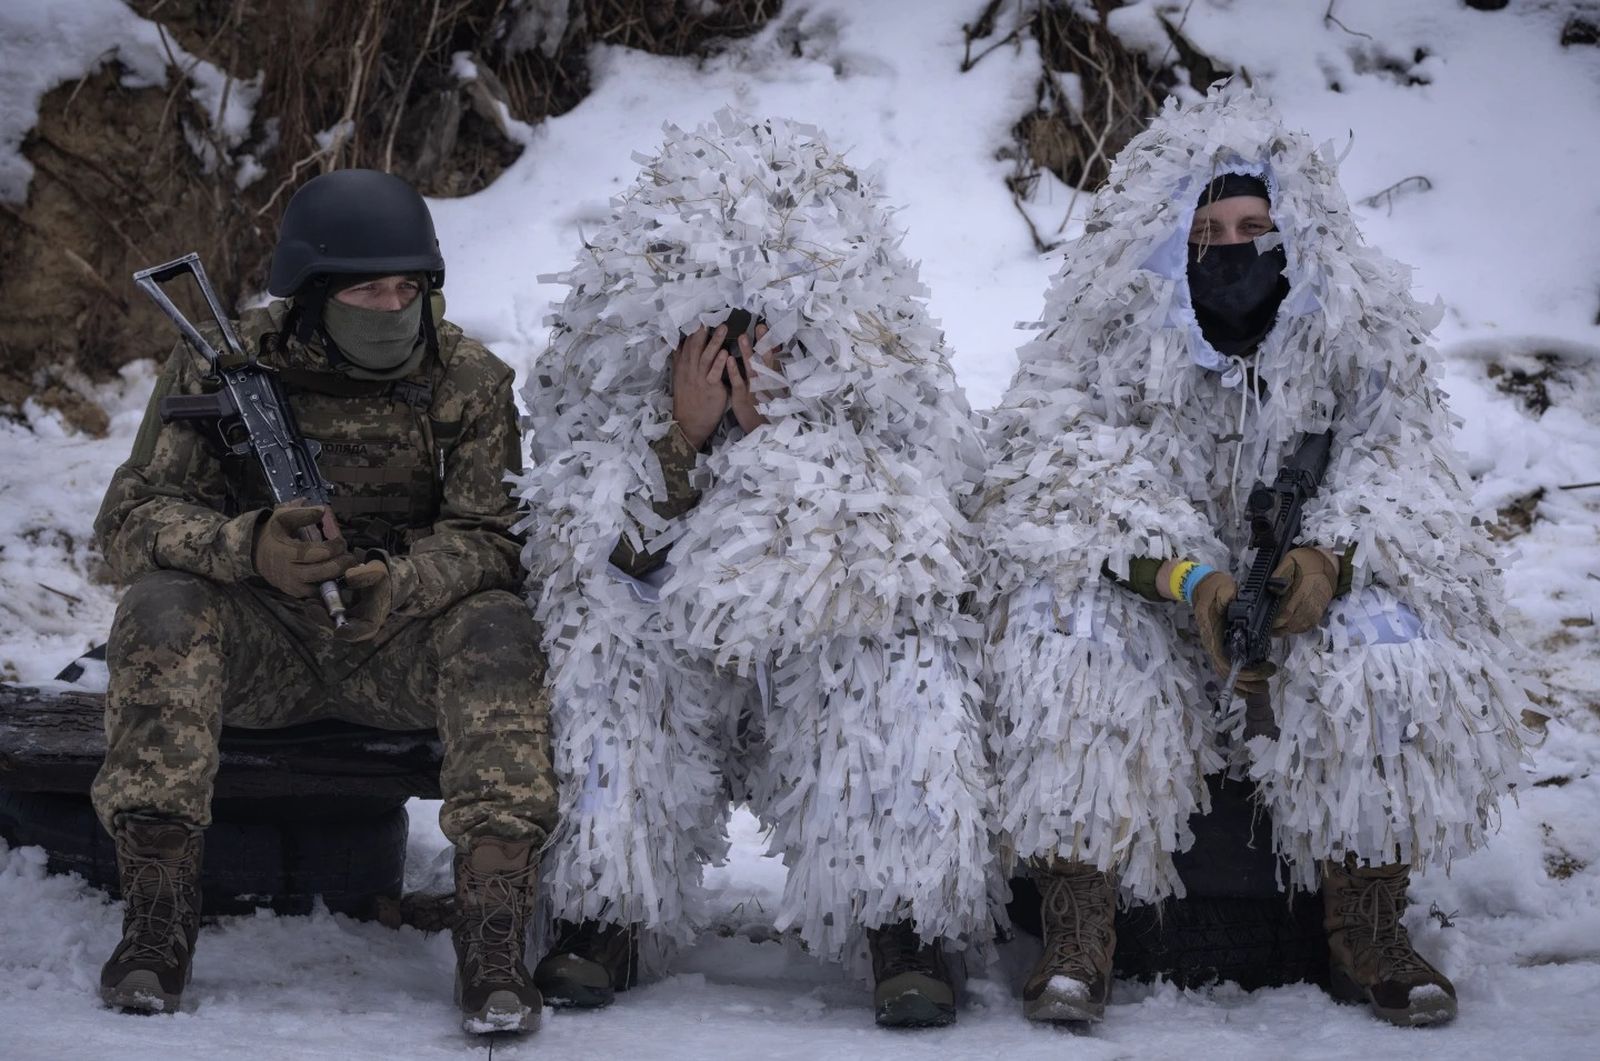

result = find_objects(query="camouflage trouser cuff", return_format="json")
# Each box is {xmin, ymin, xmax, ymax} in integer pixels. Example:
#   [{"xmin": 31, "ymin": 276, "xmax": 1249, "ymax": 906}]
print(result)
[{"xmin": 110, "ymin": 811, "xmax": 205, "ymax": 835}]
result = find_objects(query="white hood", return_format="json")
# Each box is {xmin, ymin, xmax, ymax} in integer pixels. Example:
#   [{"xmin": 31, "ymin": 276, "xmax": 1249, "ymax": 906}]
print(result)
[
  {"xmin": 981, "ymin": 84, "xmax": 1505, "ymax": 638},
  {"xmin": 519, "ymin": 109, "xmax": 985, "ymax": 673}
]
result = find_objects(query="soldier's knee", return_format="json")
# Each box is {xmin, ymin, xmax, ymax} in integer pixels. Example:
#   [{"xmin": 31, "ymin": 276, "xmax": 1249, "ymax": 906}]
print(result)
[
  {"xmin": 110, "ymin": 571, "xmax": 230, "ymax": 657},
  {"xmin": 434, "ymin": 591, "xmax": 543, "ymax": 678},
  {"xmin": 1326, "ymin": 586, "xmax": 1426, "ymax": 649}
]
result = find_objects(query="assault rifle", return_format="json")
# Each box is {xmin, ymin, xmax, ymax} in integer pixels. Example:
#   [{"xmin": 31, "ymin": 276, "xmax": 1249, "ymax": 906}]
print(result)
[
  {"xmin": 133, "ymin": 252, "xmax": 347, "ymax": 628},
  {"xmin": 1221, "ymin": 430, "xmax": 1333, "ymax": 736}
]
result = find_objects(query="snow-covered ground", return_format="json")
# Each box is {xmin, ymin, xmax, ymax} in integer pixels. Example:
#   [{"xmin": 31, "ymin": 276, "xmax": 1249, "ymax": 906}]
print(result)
[{"xmin": 2, "ymin": 1, "xmax": 1598, "ymax": 1057}]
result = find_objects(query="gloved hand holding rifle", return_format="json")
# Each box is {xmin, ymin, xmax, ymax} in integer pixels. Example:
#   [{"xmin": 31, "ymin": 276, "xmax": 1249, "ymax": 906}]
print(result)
[
  {"xmin": 1165, "ymin": 431, "xmax": 1336, "ymax": 737},
  {"xmin": 133, "ymin": 252, "xmax": 350, "ymax": 628}
]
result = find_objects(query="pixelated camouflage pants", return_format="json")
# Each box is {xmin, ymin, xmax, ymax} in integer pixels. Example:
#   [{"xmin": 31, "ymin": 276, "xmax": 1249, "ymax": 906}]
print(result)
[{"xmin": 90, "ymin": 570, "xmax": 556, "ymax": 848}]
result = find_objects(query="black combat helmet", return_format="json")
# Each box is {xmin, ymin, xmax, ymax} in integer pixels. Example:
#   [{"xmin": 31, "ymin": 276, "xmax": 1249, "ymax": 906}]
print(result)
[
  {"xmin": 268, "ymin": 169, "xmax": 445, "ymax": 297},
  {"xmin": 268, "ymin": 169, "xmax": 446, "ymax": 350}
]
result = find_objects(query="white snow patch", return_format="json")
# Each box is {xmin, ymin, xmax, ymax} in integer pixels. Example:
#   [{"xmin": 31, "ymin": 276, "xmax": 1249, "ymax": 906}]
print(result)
[
  {"xmin": 1045, "ymin": 974, "xmax": 1090, "ymax": 1001},
  {"xmin": 0, "ymin": 0, "xmax": 1597, "ymax": 1056},
  {"xmin": 0, "ymin": 0, "xmax": 261, "ymax": 200}
]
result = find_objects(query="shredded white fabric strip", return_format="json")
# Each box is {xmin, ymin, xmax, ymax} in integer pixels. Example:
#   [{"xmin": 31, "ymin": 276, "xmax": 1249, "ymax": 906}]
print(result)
[
  {"xmin": 975, "ymin": 84, "xmax": 1531, "ymax": 904},
  {"xmin": 515, "ymin": 110, "xmax": 998, "ymax": 964}
]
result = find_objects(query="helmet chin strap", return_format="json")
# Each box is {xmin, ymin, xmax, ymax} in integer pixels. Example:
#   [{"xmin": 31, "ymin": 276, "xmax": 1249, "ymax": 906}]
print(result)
[
  {"xmin": 287, "ymin": 276, "xmax": 331, "ymax": 347},
  {"xmin": 419, "ymin": 275, "xmax": 441, "ymax": 356}
]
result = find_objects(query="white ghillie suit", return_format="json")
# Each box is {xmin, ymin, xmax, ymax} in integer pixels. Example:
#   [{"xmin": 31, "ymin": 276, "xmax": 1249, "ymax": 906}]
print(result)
[
  {"xmin": 516, "ymin": 111, "xmax": 995, "ymax": 963},
  {"xmin": 977, "ymin": 86, "xmax": 1529, "ymax": 904}
]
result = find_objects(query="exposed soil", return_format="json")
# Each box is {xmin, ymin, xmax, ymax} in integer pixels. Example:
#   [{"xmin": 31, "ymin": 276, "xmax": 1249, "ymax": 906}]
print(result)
[
  {"xmin": 1486, "ymin": 352, "xmax": 1570, "ymax": 417},
  {"xmin": 1488, "ymin": 487, "xmax": 1547, "ymax": 541},
  {"xmin": 965, "ymin": 1, "xmax": 1196, "ymax": 252},
  {"xmin": 0, "ymin": 0, "xmax": 782, "ymax": 433}
]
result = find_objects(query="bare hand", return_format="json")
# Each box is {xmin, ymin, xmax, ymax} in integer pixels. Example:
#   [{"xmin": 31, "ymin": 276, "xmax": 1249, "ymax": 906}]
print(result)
[
  {"xmin": 728, "ymin": 322, "xmax": 781, "ymax": 434},
  {"xmin": 672, "ymin": 325, "xmax": 731, "ymax": 449}
]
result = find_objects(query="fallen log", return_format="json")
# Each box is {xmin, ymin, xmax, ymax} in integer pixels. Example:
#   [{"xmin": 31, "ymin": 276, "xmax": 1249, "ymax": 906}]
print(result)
[{"xmin": 0, "ymin": 684, "xmax": 443, "ymax": 800}]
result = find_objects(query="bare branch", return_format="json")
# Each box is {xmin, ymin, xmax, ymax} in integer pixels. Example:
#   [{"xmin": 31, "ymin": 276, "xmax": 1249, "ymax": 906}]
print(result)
[
  {"xmin": 1358, "ymin": 174, "xmax": 1433, "ymax": 214},
  {"xmin": 1324, "ymin": 1, "xmax": 1374, "ymax": 41},
  {"xmin": 383, "ymin": 0, "xmax": 444, "ymax": 173},
  {"xmin": 1009, "ymin": 181, "xmax": 1060, "ymax": 255}
]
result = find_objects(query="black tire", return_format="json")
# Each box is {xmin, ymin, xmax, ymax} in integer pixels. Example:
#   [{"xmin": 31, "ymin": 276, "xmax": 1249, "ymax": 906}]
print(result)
[
  {"xmin": 1006, "ymin": 773, "xmax": 1329, "ymax": 989},
  {"xmin": 1170, "ymin": 774, "xmax": 1294, "ymax": 899},
  {"xmin": 1007, "ymin": 880, "xmax": 1329, "ymax": 992},
  {"xmin": 1114, "ymin": 892, "xmax": 1328, "ymax": 990},
  {"xmin": 0, "ymin": 789, "xmax": 407, "ymax": 919}
]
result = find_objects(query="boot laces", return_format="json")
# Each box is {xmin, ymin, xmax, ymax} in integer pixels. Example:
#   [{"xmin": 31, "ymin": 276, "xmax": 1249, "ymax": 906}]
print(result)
[
  {"xmin": 460, "ymin": 870, "xmax": 533, "ymax": 986},
  {"xmin": 120, "ymin": 856, "xmax": 196, "ymax": 965},
  {"xmin": 1343, "ymin": 873, "xmax": 1431, "ymax": 979},
  {"xmin": 1039, "ymin": 870, "xmax": 1114, "ymax": 983},
  {"xmin": 872, "ymin": 922, "xmax": 941, "ymax": 980}
]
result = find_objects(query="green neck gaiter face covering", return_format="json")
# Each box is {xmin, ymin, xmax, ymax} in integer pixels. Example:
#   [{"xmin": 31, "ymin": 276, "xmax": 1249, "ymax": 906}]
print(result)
[{"xmin": 322, "ymin": 296, "xmax": 426, "ymax": 379}]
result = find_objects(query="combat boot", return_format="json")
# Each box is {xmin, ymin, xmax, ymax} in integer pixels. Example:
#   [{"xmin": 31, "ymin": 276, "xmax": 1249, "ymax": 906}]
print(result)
[
  {"xmin": 533, "ymin": 919, "xmax": 638, "ymax": 1008},
  {"xmin": 100, "ymin": 816, "xmax": 204, "ymax": 1013},
  {"xmin": 1322, "ymin": 858, "xmax": 1457, "ymax": 1026},
  {"xmin": 867, "ymin": 921, "xmax": 957, "ymax": 1028},
  {"xmin": 453, "ymin": 837, "xmax": 542, "ymax": 1034},
  {"xmin": 1022, "ymin": 859, "xmax": 1117, "ymax": 1023}
]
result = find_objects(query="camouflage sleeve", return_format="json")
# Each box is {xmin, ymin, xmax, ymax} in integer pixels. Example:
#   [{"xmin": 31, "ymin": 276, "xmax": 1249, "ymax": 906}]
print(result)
[
  {"xmin": 608, "ymin": 422, "xmax": 703, "ymax": 578},
  {"xmin": 1100, "ymin": 556, "xmax": 1170, "ymax": 603},
  {"xmin": 94, "ymin": 342, "xmax": 265, "ymax": 585},
  {"xmin": 386, "ymin": 373, "xmax": 524, "ymax": 618},
  {"xmin": 1100, "ymin": 546, "xmax": 1356, "ymax": 602},
  {"xmin": 1334, "ymin": 542, "xmax": 1357, "ymax": 597}
]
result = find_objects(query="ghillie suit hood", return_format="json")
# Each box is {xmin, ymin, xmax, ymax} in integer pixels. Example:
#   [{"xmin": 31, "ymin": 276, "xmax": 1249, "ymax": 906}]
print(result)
[
  {"xmin": 978, "ymin": 86, "xmax": 1528, "ymax": 900},
  {"xmin": 517, "ymin": 112, "xmax": 994, "ymax": 960}
]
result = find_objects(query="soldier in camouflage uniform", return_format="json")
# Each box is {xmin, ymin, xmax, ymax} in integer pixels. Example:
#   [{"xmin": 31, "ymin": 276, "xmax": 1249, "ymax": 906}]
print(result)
[{"xmin": 90, "ymin": 169, "xmax": 555, "ymax": 1034}]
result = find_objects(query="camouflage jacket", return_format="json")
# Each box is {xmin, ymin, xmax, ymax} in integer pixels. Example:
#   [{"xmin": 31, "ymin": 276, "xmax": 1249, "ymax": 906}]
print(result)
[
  {"xmin": 96, "ymin": 300, "xmax": 525, "ymax": 620},
  {"xmin": 608, "ymin": 423, "xmax": 703, "ymax": 579}
]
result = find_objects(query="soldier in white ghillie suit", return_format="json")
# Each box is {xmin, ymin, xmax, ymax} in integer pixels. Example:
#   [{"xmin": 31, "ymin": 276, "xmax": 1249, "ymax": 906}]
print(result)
[
  {"xmin": 516, "ymin": 112, "xmax": 995, "ymax": 1027},
  {"xmin": 978, "ymin": 86, "xmax": 1529, "ymax": 1028}
]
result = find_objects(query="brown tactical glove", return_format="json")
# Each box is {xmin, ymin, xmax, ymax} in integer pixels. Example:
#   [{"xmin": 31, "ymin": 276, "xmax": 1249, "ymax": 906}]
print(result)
[
  {"xmin": 1190, "ymin": 570, "xmax": 1274, "ymax": 697},
  {"xmin": 253, "ymin": 502, "xmax": 352, "ymax": 598},
  {"xmin": 334, "ymin": 556, "xmax": 394, "ymax": 642},
  {"xmin": 1270, "ymin": 547, "xmax": 1340, "ymax": 636}
]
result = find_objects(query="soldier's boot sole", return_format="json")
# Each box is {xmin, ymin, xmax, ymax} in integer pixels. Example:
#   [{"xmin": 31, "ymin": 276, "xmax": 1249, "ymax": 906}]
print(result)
[
  {"xmin": 1328, "ymin": 964, "xmax": 1458, "ymax": 1027},
  {"xmin": 458, "ymin": 986, "xmax": 542, "ymax": 1035},
  {"xmin": 101, "ymin": 969, "xmax": 183, "ymax": 1014},
  {"xmin": 533, "ymin": 953, "xmax": 616, "ymax": 1009},
  {"xmin": 1023, "ymin": 975, "xmax": 1106, "ymax": 1024},
  {"xmin": 874, "ymin": 975, "xmax": 957, "ymax": 1028}
]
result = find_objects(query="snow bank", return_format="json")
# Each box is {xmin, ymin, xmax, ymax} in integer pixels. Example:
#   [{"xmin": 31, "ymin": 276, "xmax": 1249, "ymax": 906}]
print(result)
[
  {"xmin": 0, "ymin": 0, "xmax": 260, "ymax": 202},
  {"xmin": 0, "ymin": 0, "xmax": 1597, "ymax": 1055}
]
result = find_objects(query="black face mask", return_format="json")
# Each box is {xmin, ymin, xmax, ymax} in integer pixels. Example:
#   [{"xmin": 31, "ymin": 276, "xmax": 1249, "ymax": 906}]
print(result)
[{"xmin": 1187, "ymin": 240, "xmax": 1289, "ymax": 356}]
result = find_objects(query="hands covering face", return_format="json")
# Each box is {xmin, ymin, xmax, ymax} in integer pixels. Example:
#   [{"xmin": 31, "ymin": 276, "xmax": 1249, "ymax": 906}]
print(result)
[
  {"xmin": 671, "ymin": 321, "xmax": 780, "ymax": 449},
  {"xmin": 727, "ymin": 323, "xmax": 777, "ymax": 435}
]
